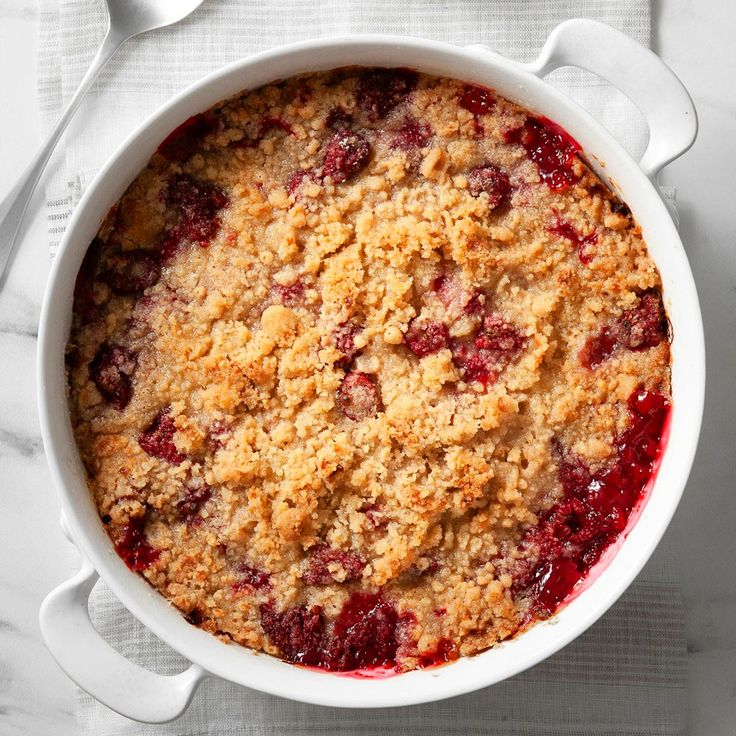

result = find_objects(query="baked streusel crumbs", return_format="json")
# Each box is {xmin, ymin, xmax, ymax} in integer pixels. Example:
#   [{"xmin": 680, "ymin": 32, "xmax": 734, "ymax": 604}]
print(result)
[{"xmin": 66, "ymin": 68, "xmax": 671, "ymax": 672}]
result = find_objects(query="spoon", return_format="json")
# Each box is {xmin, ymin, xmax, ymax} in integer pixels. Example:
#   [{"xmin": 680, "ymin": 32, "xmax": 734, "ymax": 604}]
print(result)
[{"xmin": 0, "ymin": 0, "xmax": 205, "ymax": 285}]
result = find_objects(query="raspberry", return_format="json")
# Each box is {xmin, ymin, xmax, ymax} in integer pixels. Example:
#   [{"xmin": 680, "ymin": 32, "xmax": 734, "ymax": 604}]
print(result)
[
  {"xmin": 336, "ymin": 371, "xmax": 380, "ymax": 420},
  {"xmin": 467, "ymin": 165, "xmax": 511, "ymax": 211},
  {"xmin": 617, "ymin": 290, "xmax": 668, "ymax": 350},
  {"xmin": 327, "ymin": 592, "xmax": 399, "ymax": 671},
  {"xmin": 451, "ymin": 343, "xmax": 496, "ymax": 388},
  {"xmin": 418, "ymin": 637, "xmax": 459, "ymax": 668},
  {"xmin": 164, "ymin": 173, "xmax": 228, "ymax": 245},
  {"xmin": 138, "ymin": 407, "xmax": 186, "ymax": 465},
  {"xmin": 175, "ymin": 483, "xmax": 211, "ymax": 523},
  {"xmin": 158, "ymin": 112, "xmax": 216, "ymax": 162},
  {"xmin": 303, "ymin": 544, "xmax": 366, "ymax": 584},
  {"xmin": 516, "ymin": 389, "xmax": 669, "ymax": 616},
  {"xmin": 88, "ymin": 344, "xmax": 137, "ymax": 410},
  {"xmin": 259, "ymin": 603, "xmax": 327, "ymax": 667},
  {"xmin": 333, "ymin": 320, "xmax": 363, "ymax": 367},
  {"xmin": 272, "ymin": 280, "xmax": 304, "ymax": 306},
  {"xmin": 404, "ymin": 318, "xmax": 450, "ymax": 357},
  {"xmin": 259, "ymin": 115, "xmax": 294, "ymax": 137},
  {"xmin": 285, "ymin": 169, "xmax": 314, "ymax": 196},
  {"xmin": 321, "ymin": 130, "xmax": 371, "ymax": 183},
  {"xmin": 459, "ymin": 85, "xmax": 496, "ymax": 116},
  {"xmin": 101, "ymin": 251, "xmax": 161, "ymax": 295},
  {"xmin": 580, "ymin": 290, "xmax": 668, "ymax": 369},
  {"xmin": 325, "ymin": 106, "xmax": 353, "ymax": 130},
  {"xmin": 391, "ymin": 117, "xmax": 432, "ymax": 150},
  {"xmin": 474, "ymin": 314, "xmax": 526, "ymax": 355},
  {"xmin": 115, "ymin": 516, "xmax": 160, "ymax": 571},
  {"xmin": 548, "ymin": 215, "xmax": 598, "ymax": 264},
  {"xmin": 451, "ymin": 315, "xmax": 525, "ymax": 389},
  {"xmin": 233, "ymin": 565, "xmax": 271, "ymax": 593},
  {"xmin": 356, "ymin": 68, "xmax": 418, "ymax": 121},
  {"xmin": 505, "ymin": 117, "xmax": 581, "ymax": 191}
]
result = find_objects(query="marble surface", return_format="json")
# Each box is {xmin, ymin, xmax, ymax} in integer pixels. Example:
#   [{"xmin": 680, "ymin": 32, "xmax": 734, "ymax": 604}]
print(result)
[{"xmin": 0, "ymin": 0, "xmax": 734, "ymax": 733}]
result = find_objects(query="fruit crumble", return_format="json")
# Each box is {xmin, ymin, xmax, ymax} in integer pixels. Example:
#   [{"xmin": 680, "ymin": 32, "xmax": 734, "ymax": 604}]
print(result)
[{"xmin": 66, "ymin": 68, "xmax": 671, "ymax": 673}]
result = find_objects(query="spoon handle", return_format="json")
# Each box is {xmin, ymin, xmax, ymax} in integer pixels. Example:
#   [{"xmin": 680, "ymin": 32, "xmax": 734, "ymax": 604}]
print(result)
[{"xmin": 0, "ymin": 29, "xmax": 123, "ymax": 284}]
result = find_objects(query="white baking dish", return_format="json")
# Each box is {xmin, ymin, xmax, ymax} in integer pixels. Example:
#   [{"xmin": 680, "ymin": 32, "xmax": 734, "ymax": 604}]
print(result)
[{"xmin": 37, "ymin": 19, "xmax": 703, "ymax": 722}]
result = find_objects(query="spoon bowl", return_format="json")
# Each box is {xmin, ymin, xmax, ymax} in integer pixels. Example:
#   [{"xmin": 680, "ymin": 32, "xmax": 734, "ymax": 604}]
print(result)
[{"xmin": 107, "ymin": 0, "xmax": 206, "ymax": 41}]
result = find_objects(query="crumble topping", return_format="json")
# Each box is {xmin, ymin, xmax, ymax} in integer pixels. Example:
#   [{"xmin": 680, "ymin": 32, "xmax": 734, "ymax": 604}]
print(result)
[{"xmin": 66, "ymin": 68, "xmax": 670, "ymax": 672}]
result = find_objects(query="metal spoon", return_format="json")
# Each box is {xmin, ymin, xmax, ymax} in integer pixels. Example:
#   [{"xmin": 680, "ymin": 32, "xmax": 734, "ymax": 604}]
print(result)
[{"xmin": 0, "ymin": 0, "xmax": 205, "ymax": 285}]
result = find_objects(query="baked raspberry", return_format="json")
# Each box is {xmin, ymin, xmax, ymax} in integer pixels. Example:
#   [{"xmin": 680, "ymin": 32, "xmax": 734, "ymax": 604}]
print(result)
[
  {"xmin": 175, "ymin": 483, "xmax": 211, "ymax": 523},
  {"xmin": 325, "ymin": 106, "xmax": 353, "ymax": 130},
  {"xmin": 259, "ymin": 115, "xmax": 294, "ymax": 137},
  {"xmin": 73, "ymin": 237, "xmax": 105, "ymax": 323},
  {"xmin": 474, "ymin": 314, "xmax": 526, "ymax": 356},
  {"xmin": 405, "ymin": 318, "xmax": 450, "ymax": 357},
  {"xmin": 327, "ymin": 591, "xmax": 399, "ymax": 671},
  {"xmin": 233, "ymin": 565, "xmax": 271, "ymax": 592},
  {"xmin": 505, "ymin": 117, "xmax": 581, "ymax": 191},
  {"xmin": 580, "ymin": 291, "xmax": 668, "ymax": 369},
  {"xmin": 259, "ymin": 603, "xmax": 327, "ymax": 667},
  {"xmin": 451, "ymin": 315, "xmax": 525, "ymax": 388},
  {"xmin": 611, "ymin": 200, "xmax": 632, "ymax": 217},
  {"xmin": 165, "ymin": 173, "xmax": 228, "ymax": 245},
  {"xmin": 418, "ymin": 637, "xmax": 459, "ymax": 668},
  {"xmin": 551, "ymin": 439, "xmax": 592, "ymax": 495},
  {"xmin": 617, "ymin": 290, "xmax": 668, "ymax": 350},
  {"xmin": 272, "ymin": 280, "xmax": 304, "ymax": 306},
  {"xmin": 101, "ymin": 251, "xmax": 161, "ymax": 295},
  {"xmin": 138, "ymin": 407, "xmax": 186, "ymax": 465},
  {"xmin": 548, "ymin": 215, "xmax": 598, "ymax": 264},
  {"xmin": 207, "ymin": 420, "xmax": 230, "ymax": 451},
  {"xmin": 579, "ymin": 326, "xmax": 618, "ymax": 370},
  {"xmin": 459, "ymin": 85, "xmax": 496, "ymax": 116},
  {"xmin": 391, "ymin": 117, "xmax": 432, "ymax": 150},
  {"xmin": 303, "ymin": 543, "xmax": 366, "ymax": 584},
  {"xmin": 115, "ymin": 516, "xmax": 160, "ymax": 571},
  {"xmin": 464, "ymin": 290, "xmax": 485, "ymax": 316},
  {"xmin": 333, "ymin": 320, "xmax": 363, "ymax": 366},
  {"xmin": 451, "ymin": 343, "xmax": 496, "ymax": 388},
  {"xmin": 321, "ymin": 130, "xmax": 371, "ymax": 183},
  {"xmin": 356, "ymin": 68, "xmax": 418, "ymax": 121},
  {"xmin": 336, "ymin": 372, "xmax": 380, "ymax": 420},
  {"xmin": 285, "ymin": 169, "xmax": 315, "ymax": 196},
  {"xmin": 88, "ymin": 344, "xmax": 137, "ymax": 410},
  {"xmin": 466, "ymin": 165, "xmax": 511, "ymax": 210},
  {"xmin": 158, "ymin": 111, "xmax": 216, "ymax": 162},
  {"xmin": 361, "ymin": 502, "xmax": 388, "ymax": 529}
]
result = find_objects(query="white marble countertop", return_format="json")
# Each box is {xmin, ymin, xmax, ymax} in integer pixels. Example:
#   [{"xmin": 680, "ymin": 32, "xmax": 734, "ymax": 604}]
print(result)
[{"xmin": 1, "ymin": 1, "xmax": 734, "ymax": 733}]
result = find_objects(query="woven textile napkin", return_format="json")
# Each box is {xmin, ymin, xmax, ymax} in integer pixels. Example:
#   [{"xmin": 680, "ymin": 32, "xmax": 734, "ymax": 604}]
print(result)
[{"xmin": 37, "ymin": 1, "xmax": 686, "ymax": 733}]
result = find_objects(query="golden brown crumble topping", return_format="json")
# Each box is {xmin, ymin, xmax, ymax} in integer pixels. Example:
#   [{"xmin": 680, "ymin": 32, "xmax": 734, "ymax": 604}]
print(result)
[{"xmin": 67, "ymin": 68, "xmax": 670, "ymax": 672}]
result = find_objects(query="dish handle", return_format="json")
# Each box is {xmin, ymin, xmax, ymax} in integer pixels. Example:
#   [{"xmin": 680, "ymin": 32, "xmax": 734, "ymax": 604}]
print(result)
[
  {"xmin": 39, "ymin": 552, "xmax": 206, "ymax": 723},
  {"xmin": 522, "ymin": 19, "xmax": 697, "ymax": 179}
]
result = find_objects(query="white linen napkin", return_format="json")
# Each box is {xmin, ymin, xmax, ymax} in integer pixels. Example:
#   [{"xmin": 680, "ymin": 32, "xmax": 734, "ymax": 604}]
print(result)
[{"xmin": 37, "ymin": 1, "xmax": 686, "ymax": 733}]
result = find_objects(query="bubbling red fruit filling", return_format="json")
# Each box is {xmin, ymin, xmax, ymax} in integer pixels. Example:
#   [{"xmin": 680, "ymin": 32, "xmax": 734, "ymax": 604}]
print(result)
[
  {"xmin": 515, "ymin": 389, "xmax": 670, "ymax": 617},
  {"xmin": 259, "ymin": 592, "xmax": 401, "ymax": 671},
  {"xmin": 138, "ymin": 407, "xmax": 186, "ymax": 465},
  {"xmin": 115, "ymin": 517, "xmax": 160, "ymax": 572},
  {"xmin": 505, "ymin": 117, "xmax": 581, "ymax": 190}
]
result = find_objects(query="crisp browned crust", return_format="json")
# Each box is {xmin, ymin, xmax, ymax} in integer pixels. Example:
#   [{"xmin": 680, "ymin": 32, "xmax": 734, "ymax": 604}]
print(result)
[{"xmin": 66, "ymin": 69, "xmax": 670, "ymax": 671}]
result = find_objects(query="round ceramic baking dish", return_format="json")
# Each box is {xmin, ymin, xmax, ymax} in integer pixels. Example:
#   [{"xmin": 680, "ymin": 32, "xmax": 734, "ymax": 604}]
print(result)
[{"xmin": 38, "ymin": 19, "xmax": 703, "ymax": 722}]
